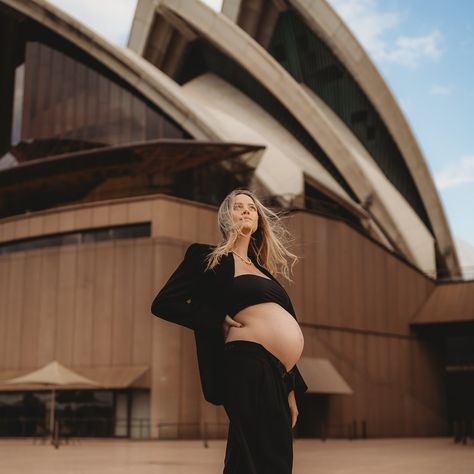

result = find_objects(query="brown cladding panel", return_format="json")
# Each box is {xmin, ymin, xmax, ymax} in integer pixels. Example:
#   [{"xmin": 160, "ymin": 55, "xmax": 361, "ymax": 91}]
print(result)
[
  {"xmin": 0, "ymin": 259, "xmax": 10, "ymax": 367},
  {"xmin": 132, "ymin": 240, "xmax": 154, "ymax": 366},
  {"xmin": 196, "ymin": 207, "xmax": 217, "ymax": 245},
  {"xmin": 36, "ymin": 250, "xmax": 59, "ymax": 366},
  {"xmin": 72, "ymin": 245, "xmax": 96, "ymax": 366},
  {"xmin": 362, "ymin": 236, "xmax": 375, "ymax": 332},
  {"xmin": 384, "ymin": 253, "xmax": 398, "ymax": 333},
  {"xmin": 150, "ymin": 242, "xmax": 187, "ymax": 437},
  {"xmin": 128, "ymin": 200, "xmax": 152, "ymax": 223},
  {"xmin": 27, "ymin": 215, "xmax": 44, "ymax": 237},
  {"xmin": 109, "ymin": 202, "xmax": 128, "ymax": 225},
  {"xmin": 42, "ymin": 212, "xmax": 59, "ymax": 235},
  {"xmin": 111, "ymin": 241, "xmax": 135, "ymax": 366},
  {"xmin": 180, "ymin": 202, "xmax": 200, "ymax": 243},
  {"xmin": 351, "ymin": 230, "xmax": 364, "ymax": 329},
  {"xmin": 313, "ymin": 216, "xmax": 329, "ymax": 326},
  {"xmin": 74, "ymin": 207, "xmax": 93, "ymax": 230},
  {"xmin": 55, "ymin": 246, "xmax": 77, "ymax": 366},
  {"xmin": 339, "ymin": 225, "xmax": 353, "ymax": 329},
  {"xmin": 2, "ymin": 221, "xmax": 15, "ymax": 241},
  {"xmin": 19, "ymin": 254, "xmax": 42, "ymax": 368},
  {"xmin": 91, "ymin": 242, "xmax": 115, "ymax": 366},
  {"xmin": 92, "ymin": 205, "xmax": 110, "ymax": 228},
  {"xmin": 179, "ymin": 328, "xmax": 201, "ymax": 429},
  {"xmin": 14, "ymin": 217, "xmax": 29, "ymax": 240},
  {"xmin": 4, "ymin": 253, "xmax": 25, "ymax": 370},
  {"xmin": 151, "ymin": 199, "xmax": 181, "ymax": 238},
  {"xmin": 328, "ymin": 220, "xmax": 342, "ymax": 328},
  {"xmin": 58, "ymin": 210, "xmax": 75, "ymax": 233},
  {"xmin": 300, "ymin": 213, "xmax": 315, "ymax": 323},
  {"xmin": 372, "ymin": 245, "xmax": 385, "ymax": 333}
]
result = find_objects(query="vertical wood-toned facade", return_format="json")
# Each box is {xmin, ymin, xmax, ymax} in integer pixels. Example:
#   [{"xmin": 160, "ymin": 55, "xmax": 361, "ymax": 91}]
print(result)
[{"xmin": 0, "ymin": 194, "xmax": 448, "ymax": 438}]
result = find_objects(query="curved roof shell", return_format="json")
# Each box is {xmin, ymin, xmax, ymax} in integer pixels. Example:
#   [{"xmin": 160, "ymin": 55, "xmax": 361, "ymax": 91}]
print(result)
[
  {"xmin": 128, "ymin": 0, "xmax": 459, "ymax": 277},
  {"xmin": 2, "ymin": 0, "xmax": 220, "ymax": 142}
]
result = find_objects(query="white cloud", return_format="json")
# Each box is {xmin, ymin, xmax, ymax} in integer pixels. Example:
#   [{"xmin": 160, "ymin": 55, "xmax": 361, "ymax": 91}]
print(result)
[
  {"xmin": 327, "ymin": 0, "xmax": 443, "ymax": 68},
  {"xmin": 435, "ymin": 155, "xmax": 474, "ymax": 190},
  {"xmin": 46, "ymin": 0, "xmax": 137, "ymax": 45},
  {"xmin": 384, "ymin": 30, "xmax": 442, "ymax": 67},
  {"xmin": 430, "ymin": 85, "xmax": 452, "ymax": 96}
]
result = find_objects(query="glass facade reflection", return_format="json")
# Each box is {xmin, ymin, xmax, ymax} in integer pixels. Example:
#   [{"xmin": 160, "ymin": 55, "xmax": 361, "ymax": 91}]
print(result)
[
  {"xmin": 0, "ymin": 389, "xmax": 149, "ymax": 438},
  {"xmin": 15, "ymin": 41, "xmax": 187, "ymax": 160}
]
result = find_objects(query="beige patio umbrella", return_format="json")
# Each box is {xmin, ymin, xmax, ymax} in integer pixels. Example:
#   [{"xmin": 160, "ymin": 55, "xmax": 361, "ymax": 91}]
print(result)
[{"xmin": 4, "ymin": 361, "xmax": 101, "ymax": 435}]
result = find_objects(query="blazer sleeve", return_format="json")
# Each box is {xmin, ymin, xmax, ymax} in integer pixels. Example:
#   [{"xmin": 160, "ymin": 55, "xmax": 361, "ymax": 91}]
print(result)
[{"xmin": 151, "ymin": 243, "xmax": 227, "ymax": 331}]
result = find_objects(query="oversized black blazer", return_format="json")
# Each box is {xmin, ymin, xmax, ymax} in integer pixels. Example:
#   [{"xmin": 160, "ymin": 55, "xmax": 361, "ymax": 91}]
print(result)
[{"xmin": 151, "ymin": 242, "xmax": 308, "ymax": 406}]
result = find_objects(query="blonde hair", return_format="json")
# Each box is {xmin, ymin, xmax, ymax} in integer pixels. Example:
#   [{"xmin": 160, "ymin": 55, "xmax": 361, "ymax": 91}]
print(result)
[{"xmin": 205, "ymin": 189, "xmax": 298, "ymax": 282}]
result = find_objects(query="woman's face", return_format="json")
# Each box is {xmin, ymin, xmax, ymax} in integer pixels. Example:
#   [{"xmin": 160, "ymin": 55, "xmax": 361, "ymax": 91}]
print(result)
[{"xmin": 232, "ymin": 193, "xmax": 258, "ymax": 235}]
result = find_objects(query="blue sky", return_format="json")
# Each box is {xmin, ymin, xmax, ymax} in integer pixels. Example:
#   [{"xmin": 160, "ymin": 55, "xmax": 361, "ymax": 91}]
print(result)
[{"xmin": 47, "ymin": 0, "xmax": 474, "ymax": 269}]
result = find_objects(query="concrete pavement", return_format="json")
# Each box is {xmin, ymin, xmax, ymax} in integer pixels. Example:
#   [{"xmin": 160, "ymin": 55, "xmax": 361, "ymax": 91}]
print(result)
[{"xmin": 0, "ymin": 437, "xmax": 472, "ymax": 473}]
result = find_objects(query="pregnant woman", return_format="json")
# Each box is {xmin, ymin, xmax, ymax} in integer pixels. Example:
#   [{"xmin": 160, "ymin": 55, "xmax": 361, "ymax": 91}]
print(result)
[{"xmin": 151, "ymin": 189, "xmax": 307, "ymax": 474}]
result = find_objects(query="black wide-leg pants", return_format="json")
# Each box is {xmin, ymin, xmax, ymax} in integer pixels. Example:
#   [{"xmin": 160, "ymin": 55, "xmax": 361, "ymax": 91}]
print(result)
[{"xmin": 222, "ymin": 340, "xmax": 294, "ymax": 474}]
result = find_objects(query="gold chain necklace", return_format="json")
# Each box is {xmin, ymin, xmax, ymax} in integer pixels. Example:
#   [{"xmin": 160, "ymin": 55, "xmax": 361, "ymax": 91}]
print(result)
[{"xmin": 232, "ymin": 250, "xmax": 252, "ymax": 265}]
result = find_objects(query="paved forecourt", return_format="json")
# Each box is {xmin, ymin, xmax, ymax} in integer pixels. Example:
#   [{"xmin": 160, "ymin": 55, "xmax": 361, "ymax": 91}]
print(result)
[{"xmin": 0, "ymin": 437, "xmax": 472, "ymax": 473}]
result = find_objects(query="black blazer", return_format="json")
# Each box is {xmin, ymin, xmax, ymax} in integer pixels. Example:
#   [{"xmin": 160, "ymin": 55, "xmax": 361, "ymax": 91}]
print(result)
[{"xmin": 151, "ymin": 242, "xmax": 308, "ymax": 405}]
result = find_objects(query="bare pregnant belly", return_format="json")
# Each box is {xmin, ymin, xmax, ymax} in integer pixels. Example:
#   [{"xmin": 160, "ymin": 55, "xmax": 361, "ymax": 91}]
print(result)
[{"xmin": 224, "ymin": 302, "xmax": 304, "ymax": 371}]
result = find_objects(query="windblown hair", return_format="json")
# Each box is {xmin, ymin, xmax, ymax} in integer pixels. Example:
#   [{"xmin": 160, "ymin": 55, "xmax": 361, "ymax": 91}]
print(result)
[{"xmin": 205, "ymin": 189, "xmax": 298, "ymax": 282}]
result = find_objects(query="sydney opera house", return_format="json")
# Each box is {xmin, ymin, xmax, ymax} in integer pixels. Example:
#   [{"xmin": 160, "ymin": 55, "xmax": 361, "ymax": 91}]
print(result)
[{"xmin": 0, "ymin": 0, "xmax": 472, "ymax": 440}]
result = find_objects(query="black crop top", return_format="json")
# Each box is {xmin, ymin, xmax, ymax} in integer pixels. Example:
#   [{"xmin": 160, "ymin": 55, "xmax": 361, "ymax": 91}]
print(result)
[{"xmin": 227, "ymin": 274, "xmax": 292, "ymax": 317}]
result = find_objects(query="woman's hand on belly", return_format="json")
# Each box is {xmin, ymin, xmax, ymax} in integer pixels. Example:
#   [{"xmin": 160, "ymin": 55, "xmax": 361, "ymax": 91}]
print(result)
[{"xmin": 222, "ymin": 315, "xmax": 243, "ymax": 340}]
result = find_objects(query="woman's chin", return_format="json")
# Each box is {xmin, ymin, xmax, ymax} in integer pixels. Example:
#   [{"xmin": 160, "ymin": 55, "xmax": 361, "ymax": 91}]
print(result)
[{"xmin": 236, "ymin": 223, "xmax": 253, "ymax": 235}]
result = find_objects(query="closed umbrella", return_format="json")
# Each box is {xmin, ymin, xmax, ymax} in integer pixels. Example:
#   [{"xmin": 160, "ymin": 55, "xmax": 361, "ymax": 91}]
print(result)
[{"xmin": 4, "ymin": 361, "xmax": 101, "ymax": 437}]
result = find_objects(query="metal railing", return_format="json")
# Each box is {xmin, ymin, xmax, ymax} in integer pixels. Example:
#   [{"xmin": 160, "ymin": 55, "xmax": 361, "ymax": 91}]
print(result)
[
  {"xmin": 156, "ymin": 422, "xmax": 228, "ymax": 447},
  {"xmin": 0, "ymin": 416, "xmax": 150, "ymax": 440},
  {"xmin": 453, "ymin": 419, "xmax": 474, "ymax": 445}
]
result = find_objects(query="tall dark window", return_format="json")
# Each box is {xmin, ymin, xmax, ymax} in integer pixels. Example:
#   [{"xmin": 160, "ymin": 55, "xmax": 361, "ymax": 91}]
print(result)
[{"xmin": 17, "ymin": 41, "xmax": 186, "ymax": 159}]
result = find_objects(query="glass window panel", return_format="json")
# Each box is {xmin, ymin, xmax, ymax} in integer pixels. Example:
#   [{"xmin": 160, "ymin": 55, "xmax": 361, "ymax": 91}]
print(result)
[
  {"xmin": 11, "ymin": 64, "xmax": 25, "ymax": 146},
  {"xmin": 0, "ymin": 223, "xmax": 150, "ymax": 255},
  {"xmin": 85, "ymin": 67, "xmax": 98, "ymax": 142},
  {"xmin": 22, "ymin": 42, "xmax": 40, "ymax": 140},
  {"xmin": 97, "ymin": 74, "xmax": 109, "ymax": 142},
  {"xmin": 75, "ymin": 61, "xmax": 87, "ymax": 141},
  {"xmin": 108, "ymin": 81, "xmax": 121, "ymax": 143},
  {"xmin": 51, "ymin": 48, "xmax": 64, "ymax": 138},
  {"xmin": 18, "ymin": 38, "xmax": 188, "ymax": 153},
  {"xmin": 119, "ymin": 87, "xmax": 132, "ymax": 145},
  {"xmin": 131, "ymin": 94, "xmax": 146, "ymax": 143},
  {"xmin": 63, "ymin": 53, "xmax": 76, "ymax": 136},
  {"xmin": 36, "ymin": 44, "xmax": 52, "ymax": 139}
]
